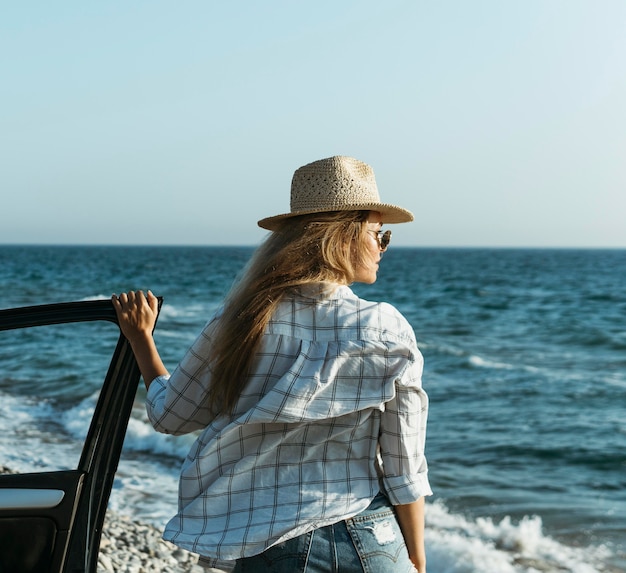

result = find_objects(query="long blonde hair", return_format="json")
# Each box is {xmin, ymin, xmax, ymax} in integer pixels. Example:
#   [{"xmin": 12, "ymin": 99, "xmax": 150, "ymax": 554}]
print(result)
[{"xmin": 208, "ymin": 210, "xmax": 371, "ymax": 414}]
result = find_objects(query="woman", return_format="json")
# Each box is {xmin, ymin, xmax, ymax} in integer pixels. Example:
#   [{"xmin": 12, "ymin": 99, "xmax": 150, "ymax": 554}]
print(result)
[{"xmin": 112, "ymin": 156, "xmax": 431, "ymax": 572}]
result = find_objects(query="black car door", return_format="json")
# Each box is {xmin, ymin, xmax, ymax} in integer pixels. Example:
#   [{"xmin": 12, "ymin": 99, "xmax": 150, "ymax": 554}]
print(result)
[{"xmin": 0, "ymin": 299, "xmax": 161, "ymax": 573}]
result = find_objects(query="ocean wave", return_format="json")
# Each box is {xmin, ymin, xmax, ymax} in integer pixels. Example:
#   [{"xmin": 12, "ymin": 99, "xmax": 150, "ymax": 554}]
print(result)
[
  {"xmin": 60, "ymin": 393, "xmax": 198, "ymax": 460},
  {"xmin": 467, "ymin": 355, "xmax": 516, "ymax": 370},
  {"xmin": 76, "ymin": 295, "xmax": 216, "ymax": 325},
  {"xmin": 79, "ymin": 294, "xmax": 111, "ymax": 301},
  {"xmin": 421, "ymin": 340, "xmax": 541, "ymax": 374},
  {"xmin": 426, "ymin": 500, "xmax": 612, "ymax": 573},
  {"xmin": 0, "ymin": 391, "xmax": 80, "ymax": 471},
  {"xmin": 158, "ymin": 303, "xmax": 208, "ymax": 321}
]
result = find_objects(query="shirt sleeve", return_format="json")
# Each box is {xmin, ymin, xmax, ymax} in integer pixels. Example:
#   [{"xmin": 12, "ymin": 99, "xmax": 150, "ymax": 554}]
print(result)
[
  {"xmin": 378, "ymin": 345, "xmax": 432, "ymax": 505},
  {"xmin": 145, "ymin": 318, "xmax": 218, "ymax": 435}
]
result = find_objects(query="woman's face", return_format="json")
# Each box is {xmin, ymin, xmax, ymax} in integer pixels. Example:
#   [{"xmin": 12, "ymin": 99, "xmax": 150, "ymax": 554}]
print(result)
[{"xmin": 353, "ymin": 211, "xmax": 385, "ymax": 284}]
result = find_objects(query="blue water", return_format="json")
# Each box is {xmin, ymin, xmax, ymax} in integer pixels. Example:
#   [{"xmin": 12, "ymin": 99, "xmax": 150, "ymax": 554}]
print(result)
[{"xmin": 1, "ymin": 245, "xmax": 624, "ymax": 572}]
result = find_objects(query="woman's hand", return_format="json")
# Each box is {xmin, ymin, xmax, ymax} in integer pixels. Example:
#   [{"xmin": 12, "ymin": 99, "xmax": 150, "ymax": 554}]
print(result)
[
  {"xmin": 112, "ymin": 290, "xmax": 159, "ymax": 345},
  {"xmin": 111, "ymin": 290, "xmax": 168, "ymax": 388}
]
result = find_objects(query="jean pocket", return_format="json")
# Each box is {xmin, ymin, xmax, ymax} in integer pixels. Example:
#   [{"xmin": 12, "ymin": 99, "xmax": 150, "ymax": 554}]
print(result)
[
  {"xmin": 345, "ymin": 511, "xmax": 415, "ymax": 573},
  {"xmin": 233, "ymin": 531, "xmax": 313, "ymax": 573}
]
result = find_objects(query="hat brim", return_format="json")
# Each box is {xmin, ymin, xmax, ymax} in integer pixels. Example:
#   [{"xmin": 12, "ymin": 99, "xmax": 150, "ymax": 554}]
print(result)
[{"xmin": 258, "ymin": 203, "xmax": 414, "ymax": 231}]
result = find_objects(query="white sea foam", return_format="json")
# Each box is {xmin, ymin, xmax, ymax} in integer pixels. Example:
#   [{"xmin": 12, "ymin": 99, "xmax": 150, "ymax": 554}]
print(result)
[
  {"xmin": 158, "ymin": 303, "xmax": 206, "ymax": 320},
  {"xmin": 468, "ymin": 354, "xmax": 516, "ymax": 370},
  {"xmin": 60, "ymin": 392, "xmax": 198, "ymax": 459},
  {"xmin": 425, "ymin": 500, "xmax": 611, "ymax": 573},
  {"xmin": 79, "ymin": 294, "xmax": 111, "ymax": 301},
  {"xmin": 422, "ymin": 340, "xmax": 542, "ymax": 374},
  {"xmin": 123, "ymin": 410, "xmax": 199, "ymax": 458},
  {"xmin": 0, "ymin": 391, "xmax": 81, "ymax": 471}
]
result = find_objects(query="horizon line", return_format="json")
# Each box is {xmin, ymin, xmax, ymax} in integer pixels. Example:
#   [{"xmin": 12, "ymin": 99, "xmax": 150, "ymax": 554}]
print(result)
[{"xmin": 1, "ymin": 243, "xmax": 625, "ymax": 251}]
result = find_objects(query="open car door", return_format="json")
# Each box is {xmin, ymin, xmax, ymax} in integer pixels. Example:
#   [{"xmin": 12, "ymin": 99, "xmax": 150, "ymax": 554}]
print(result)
[{"xmin": 0, "ymin": 299, "xmax": 161, "ymax": 573}]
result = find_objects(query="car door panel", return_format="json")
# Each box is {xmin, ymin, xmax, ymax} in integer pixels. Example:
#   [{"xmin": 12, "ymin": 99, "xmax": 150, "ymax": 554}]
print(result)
[
  {"xmin": 0, "ymin": 299, "xmax": 161, "ymax": 573},
  {"xmin": 0, "ymin": 471, "xmax": 84, "ymax": 573}
]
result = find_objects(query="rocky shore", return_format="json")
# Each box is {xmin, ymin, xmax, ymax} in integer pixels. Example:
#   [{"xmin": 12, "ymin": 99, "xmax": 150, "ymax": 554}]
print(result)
[{"xmin": 98, "ymin": 511, "xmax": 229, "ymax": 573}]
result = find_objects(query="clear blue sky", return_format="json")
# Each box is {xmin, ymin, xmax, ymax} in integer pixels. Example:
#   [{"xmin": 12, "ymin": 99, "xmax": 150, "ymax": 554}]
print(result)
[{"xmin": 2, "ymin": 1, "xmax": 625, "ymax": 247}]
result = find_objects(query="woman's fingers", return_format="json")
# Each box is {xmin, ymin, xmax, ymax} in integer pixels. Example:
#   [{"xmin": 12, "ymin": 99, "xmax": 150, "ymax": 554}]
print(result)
[{"xmin": 111, "ymin": 291, "xmax": 158, "ymax": 340}]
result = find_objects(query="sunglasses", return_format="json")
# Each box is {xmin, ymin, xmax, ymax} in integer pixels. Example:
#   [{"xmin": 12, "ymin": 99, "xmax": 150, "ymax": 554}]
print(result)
[{"xmin": 368, "ymin": 229, "xmax": 392, "ymax": 251}]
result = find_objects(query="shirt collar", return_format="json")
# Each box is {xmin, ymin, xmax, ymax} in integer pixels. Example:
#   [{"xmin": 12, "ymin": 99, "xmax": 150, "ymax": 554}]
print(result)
[{"xmin": 297, "ymin": 282, "xmax": 354, "ymax": 301}]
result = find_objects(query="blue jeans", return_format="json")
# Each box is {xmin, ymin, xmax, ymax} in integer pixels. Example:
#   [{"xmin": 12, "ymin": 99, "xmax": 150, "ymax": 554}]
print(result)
[{"xmin": 232, "ymin": 493, "xmax": 416, "ymax": 573}]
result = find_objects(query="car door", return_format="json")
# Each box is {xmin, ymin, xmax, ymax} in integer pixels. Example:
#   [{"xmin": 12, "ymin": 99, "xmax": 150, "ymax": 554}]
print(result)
[{"xmin": 0, "ymin": 299, "xmax": 161, "ymax": 573}]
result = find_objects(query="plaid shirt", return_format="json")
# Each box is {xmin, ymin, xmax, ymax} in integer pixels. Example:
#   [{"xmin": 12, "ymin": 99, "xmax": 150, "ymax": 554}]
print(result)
[{"xmin": 146, "ymin": 284, "xmax": 431, "ymax": 566}]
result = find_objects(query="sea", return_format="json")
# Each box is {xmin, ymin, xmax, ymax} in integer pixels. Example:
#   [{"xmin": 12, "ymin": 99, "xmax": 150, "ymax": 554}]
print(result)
[{"xmin": 0, "ymin": 245, "xmax": 624, "ymax": 573}]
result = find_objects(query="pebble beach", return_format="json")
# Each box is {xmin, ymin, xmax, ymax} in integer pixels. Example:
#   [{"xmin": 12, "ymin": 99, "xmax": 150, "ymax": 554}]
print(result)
[{"xmin": 98, "ymin": 512, "xmax": 228, "ymax": 573}]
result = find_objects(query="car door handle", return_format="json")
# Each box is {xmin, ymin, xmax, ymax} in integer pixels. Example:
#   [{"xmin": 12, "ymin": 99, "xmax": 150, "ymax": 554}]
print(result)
[{"xmin": 0, "ymin": 488, "xmax": 65, "ymax": 509}]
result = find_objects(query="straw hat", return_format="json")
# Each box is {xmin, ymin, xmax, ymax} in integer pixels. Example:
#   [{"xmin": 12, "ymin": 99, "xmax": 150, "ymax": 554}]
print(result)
[{"xmin": 257, "ymin": 156, "xmax": 414, "ymax": 230}]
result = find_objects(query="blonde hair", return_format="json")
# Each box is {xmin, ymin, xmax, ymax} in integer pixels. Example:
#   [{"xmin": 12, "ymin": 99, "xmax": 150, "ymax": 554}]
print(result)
[{"xmin": 208, "ymin": 210, "xmax": 371, "ymax": 414}]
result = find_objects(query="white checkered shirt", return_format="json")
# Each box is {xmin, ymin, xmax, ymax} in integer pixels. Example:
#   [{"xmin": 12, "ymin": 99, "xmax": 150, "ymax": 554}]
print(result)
[{"xmin": 146, "ymin": 284, "xmax": 431, "ymax": 566}]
